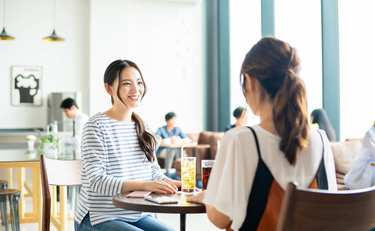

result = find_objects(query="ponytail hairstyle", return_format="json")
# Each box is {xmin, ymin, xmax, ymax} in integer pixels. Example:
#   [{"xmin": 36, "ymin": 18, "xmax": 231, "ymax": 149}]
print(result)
[
  {"xmin": 241, "ymin": 37, "xmax": 309, "ymax": 165},
  {"xmin": 104, "ymin": 59, "xmax": 156, "ymax": 162}
]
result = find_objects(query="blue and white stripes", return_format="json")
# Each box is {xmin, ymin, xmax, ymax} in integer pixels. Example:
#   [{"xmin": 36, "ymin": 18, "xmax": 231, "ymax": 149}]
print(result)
[{"xmin": 75, "ymin": 112, "xmax": 164, "ymax": 225}]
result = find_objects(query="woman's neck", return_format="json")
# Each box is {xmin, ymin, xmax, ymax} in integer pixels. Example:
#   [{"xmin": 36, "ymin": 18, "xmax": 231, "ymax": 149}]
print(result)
[
  {"xmin": 234, "ymin": 120, "xmax": 243, "ymax": 127},
  {"xmin": 105, "ymin": 106, "xmax": 133, "ymax": 122},
  {"xmin": 258, "ymin": 103, "xmax": 277, "ymax": 135}
]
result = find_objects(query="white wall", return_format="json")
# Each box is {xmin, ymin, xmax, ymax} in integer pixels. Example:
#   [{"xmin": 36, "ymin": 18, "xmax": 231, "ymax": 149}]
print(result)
[
  {"xmin": 89, "ymin": 0, "xmax": 205, "ymax": 132},
  {"xmin": 0, "ymin": 0, "xmax": 204, "ymax": 132},
  {"xmin": 0, "ymin": 0, "xmax": 89, "ymax": 129}
]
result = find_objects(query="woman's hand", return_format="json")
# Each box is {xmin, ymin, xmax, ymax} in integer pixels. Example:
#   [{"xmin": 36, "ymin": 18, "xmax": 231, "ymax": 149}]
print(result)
[
  {"xmin": 163, "ymin": 178, "xmax": 181, "ymax": 190},
  {"xmin": 186, "ymin": 190, "xmax": 205, "ymax": 204},
  {"xmin": 143, "ymin": 180, "xmax": 177, "ymax": 195}
]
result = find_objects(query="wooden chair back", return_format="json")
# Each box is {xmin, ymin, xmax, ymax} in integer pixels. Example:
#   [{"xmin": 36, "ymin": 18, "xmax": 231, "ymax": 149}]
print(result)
[
  {"xmin": 40, "ymin": 155, "xmax": 81, "ymax": 231},
  {"xmin": 277, "ymin": 183, "xmax": 375, "ymax": 231},
  {"xmin": 196, "ymin": 131, "xmax": 224, "ymax": 159}
]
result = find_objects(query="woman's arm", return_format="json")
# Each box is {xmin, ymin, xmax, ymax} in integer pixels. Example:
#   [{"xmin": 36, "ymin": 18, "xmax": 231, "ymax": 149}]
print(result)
[
  {"xmin": 122, "ymin": 180, "xmax": 177, "ymax": 194},
  {"xmin": 149, "ymin": 152, "xmax": 181, "ymax": 190},
  {"xmin": 82, "ymin": 124, "xmax": 124, "ymax": 196},
  {"xmin": 206, "ymin": 205, "xmax": 232, "ymax": 230},
  {"xmin": 82, "ymin": 124, "xmax": 177, "ymax": 195},
  {"xmin": 83, "ymin": 120, "xmax": 179, "ymax": 196},
  {"xmin": 187, "ymin": 130, "xmax": 259, "ymax": 230},
  {"xmin": 187, "ymin": 191, "xmax": 232, "ymax": 229},
  {"xmin": 119, "ymin": 152, "xmax": 178, "ymax": 194}
]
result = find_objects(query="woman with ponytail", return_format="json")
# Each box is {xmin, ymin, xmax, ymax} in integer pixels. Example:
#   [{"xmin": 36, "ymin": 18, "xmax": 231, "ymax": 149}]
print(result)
[
  {"xmin": 74, "ymin": 60, "xmax": 178, "ymax": 231},
  {"xmin": 188, "ymin": 37, "xmax": 337, "ymax": 231}
]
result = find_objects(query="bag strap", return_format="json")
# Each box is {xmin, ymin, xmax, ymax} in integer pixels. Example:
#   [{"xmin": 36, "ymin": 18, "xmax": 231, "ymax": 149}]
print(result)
[
  {"xmin": 248, "ymin": 126, "xmax": 262, "ymax": 160},
  {"xmin": 316, "ymin": 130, "xmax": 329, "ymax": 189}
]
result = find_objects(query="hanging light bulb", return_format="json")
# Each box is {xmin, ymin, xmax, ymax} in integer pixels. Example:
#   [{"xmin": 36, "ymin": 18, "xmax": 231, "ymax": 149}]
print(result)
[
  {"xmin": 0, "ymin": 0, "xmax": 15, "ymax": 40},
  {"xmin": 43, "ymin": 0, "xmax": 64, "ymax": 42}
]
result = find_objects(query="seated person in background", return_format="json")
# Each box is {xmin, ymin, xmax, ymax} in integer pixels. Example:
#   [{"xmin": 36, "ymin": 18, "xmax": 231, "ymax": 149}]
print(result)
[
  {"xmin": 225, "ymin": 106, "xmax": 248, "ymax": 131},
  {"xmin": 156, "ymin": 112, "xmax": 190, "ymax": 145},
  {"xmin": 60, "ymin": 97, "xmax": 89, "ymax": 159},
  {"xmin": 60, "ymin": 98, "xmax": 89, "ymax": 211},
  {"xmin": 156, "ymin": 112, "xmax": 190, "ymax": 176},
  {"xmin": 311, "ymin": 108, "xmax": 337, "ymax": 142},
  {"xmin": 187, "ymin": 37, "xmax": 337, "ymax": 231},
  {"xmin": 345, "ymin": 124, "xmax": 375, "ymax": 189}
]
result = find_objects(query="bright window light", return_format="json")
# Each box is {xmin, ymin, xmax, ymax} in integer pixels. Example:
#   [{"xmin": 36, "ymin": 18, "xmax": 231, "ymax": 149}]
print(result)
[
  {"xmin": 339, "ymin": 1, "xmax": 375, "ymax": 139},
  {"xmin": 275, "ymin": 0, "xmax": 323, "ymax": 114},
  {"xmin": 229, "ymin": 0, "xmax": 261, "ymax": 125}
]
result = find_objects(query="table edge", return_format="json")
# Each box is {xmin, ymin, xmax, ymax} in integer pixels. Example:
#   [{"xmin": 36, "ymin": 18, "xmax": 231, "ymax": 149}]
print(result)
[{"xmin": 112, "ymin": 195, "xmax": 206, "ymax": 214}]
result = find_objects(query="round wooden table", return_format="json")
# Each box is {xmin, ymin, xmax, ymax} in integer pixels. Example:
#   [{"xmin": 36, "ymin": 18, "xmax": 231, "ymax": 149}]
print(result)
[{"xmin": 113, "ymin": 193, "xmax": 206, "ymax": 231}]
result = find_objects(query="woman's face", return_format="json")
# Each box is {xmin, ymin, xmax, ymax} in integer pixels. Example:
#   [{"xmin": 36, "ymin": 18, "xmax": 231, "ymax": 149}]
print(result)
[{"xmin": 110, "ymin": 66, "xmax": 145, "ymax": 109}]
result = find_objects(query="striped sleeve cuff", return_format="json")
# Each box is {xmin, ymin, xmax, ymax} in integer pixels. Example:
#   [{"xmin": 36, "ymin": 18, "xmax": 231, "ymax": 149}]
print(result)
[{"xmin": 111, "ymin": 177, "xmax": 123, "ymax": 195}]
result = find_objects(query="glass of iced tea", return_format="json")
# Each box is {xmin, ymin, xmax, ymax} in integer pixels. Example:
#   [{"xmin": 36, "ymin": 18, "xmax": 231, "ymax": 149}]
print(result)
[
  {"xmin": 201, "ymin": 160, "xmax": 214, "ymax": 190},
  {"xmin": 181, "ymin": 156, "xmax": 196, "ymax": 192}
]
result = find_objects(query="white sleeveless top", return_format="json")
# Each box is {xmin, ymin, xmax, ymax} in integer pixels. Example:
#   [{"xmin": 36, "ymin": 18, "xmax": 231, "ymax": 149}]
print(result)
[{"xmin": 204, "ymin": 126, "xmax": 337, "ymax": 230}]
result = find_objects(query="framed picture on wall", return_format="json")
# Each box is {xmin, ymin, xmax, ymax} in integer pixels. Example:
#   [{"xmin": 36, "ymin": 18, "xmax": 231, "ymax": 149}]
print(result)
[{"xmin": 11, "ymin": 65, "xmax": 43, "ymax": 106}]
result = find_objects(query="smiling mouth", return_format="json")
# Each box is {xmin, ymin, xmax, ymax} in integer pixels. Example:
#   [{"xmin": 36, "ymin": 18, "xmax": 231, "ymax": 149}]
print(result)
[{"xmin": 128, "ymin": 96, "xmax": 139, "ymax": 101}]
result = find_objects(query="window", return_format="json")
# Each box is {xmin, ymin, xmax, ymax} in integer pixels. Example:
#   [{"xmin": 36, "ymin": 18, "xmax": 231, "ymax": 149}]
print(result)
[
  {"xmin": 339, "ymin": 1, "xmax": 375, "ymax": 138},
  {"xmin": 275, "ymin": 0, "xmax": 323, "ymax": 113},
  {"xmin": 229, "ymin": 0, "xmax": 261, "ymax": 125}
]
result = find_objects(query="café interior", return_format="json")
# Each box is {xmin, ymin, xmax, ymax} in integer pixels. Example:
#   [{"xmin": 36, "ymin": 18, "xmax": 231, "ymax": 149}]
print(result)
[{"xmin": 1, "ymin": 0, "xmax": 375, "ymax": 230}]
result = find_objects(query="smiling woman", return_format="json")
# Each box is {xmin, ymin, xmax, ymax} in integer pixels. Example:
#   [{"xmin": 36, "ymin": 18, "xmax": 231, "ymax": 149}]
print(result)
[
  {"xmin": 103, "ymin": 60, "xmax": 155, "ymax": 161},
  {"xmin": 74, "ymin": 59, "xmax": 181, "ymax": 231}
]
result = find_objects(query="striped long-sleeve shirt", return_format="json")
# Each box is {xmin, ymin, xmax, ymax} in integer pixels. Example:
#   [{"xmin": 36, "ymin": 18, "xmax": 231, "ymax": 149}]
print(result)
[{"xmin": 74, "ymin": 112, "xmax": 164, "ymax": 225}]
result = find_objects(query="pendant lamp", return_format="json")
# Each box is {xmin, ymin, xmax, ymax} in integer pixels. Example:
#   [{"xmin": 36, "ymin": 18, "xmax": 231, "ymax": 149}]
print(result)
[
  {"xmin": 0, "ymin": 0, "xmax": 15, "ymax": 40},
  {"xmin": 43, "ymin": 0, "xmax": 64, "ymax": 42}
]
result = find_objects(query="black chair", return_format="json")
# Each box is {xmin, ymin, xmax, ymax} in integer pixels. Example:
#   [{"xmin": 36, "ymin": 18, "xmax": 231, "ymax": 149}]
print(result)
[{"xmin": 311, "ymin": 108, "xmax": 337, "ymax": 142}]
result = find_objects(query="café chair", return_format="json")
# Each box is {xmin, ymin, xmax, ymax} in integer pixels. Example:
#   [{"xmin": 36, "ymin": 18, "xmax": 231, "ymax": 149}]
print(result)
[
  {"xmin": 0, "ymin": 180, "xmax": 7, "ymax": 190},
  {"xmin": 178, "ymin": 131, "xmax": 224, "ymax": 180},
  {"xmin": 0, "ymin": 179, "xmax": 8, "ymax": 225},
  {"xmin": 311, "ymin": 108, "xmax": 337, "ymax": 142},
  {"xmin": 40, "ymin": 155, "xmax": 81, "ymax": 231},
  {"xmin": 190, "ymin": 131, "xmax": 224, "ymax": 160},
  {"xmin": 277, "ymin": 183, "xmax": 375, "ymax": 231},
  {"xmin": 0, "ymin": 188, "xmax": 21, "ymax": 231}
]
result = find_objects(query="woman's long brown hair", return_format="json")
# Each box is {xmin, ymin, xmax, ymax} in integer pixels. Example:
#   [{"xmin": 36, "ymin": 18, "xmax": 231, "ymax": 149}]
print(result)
[
  {"xmin": 104, "ymin": 59, "xmax": 156, "ymax": 162},
  {"xmin": 241, "ymin": 37, "xmax": 309, "ymax": 165}
]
